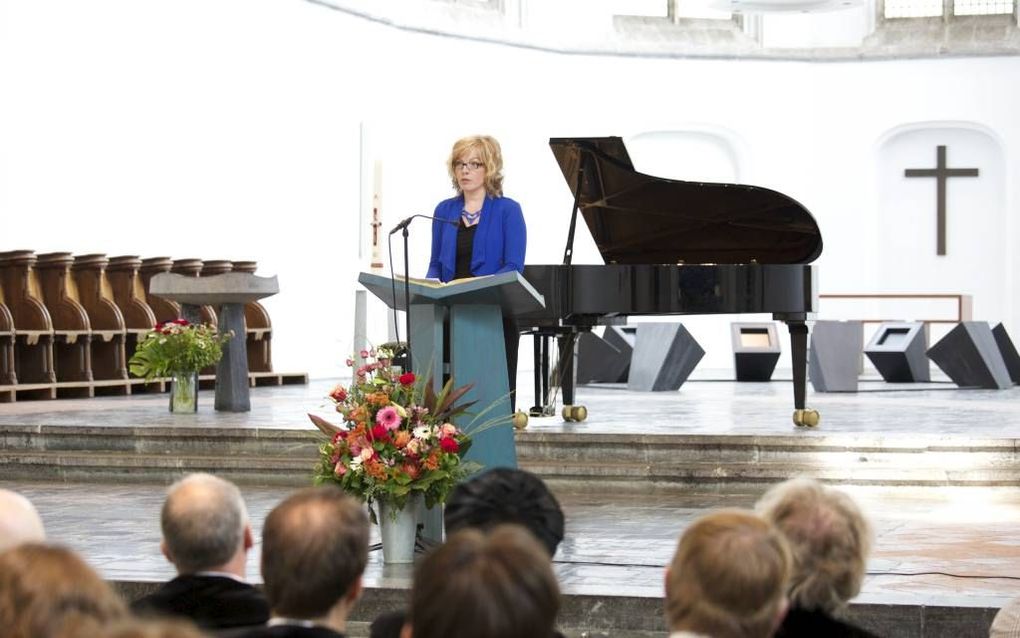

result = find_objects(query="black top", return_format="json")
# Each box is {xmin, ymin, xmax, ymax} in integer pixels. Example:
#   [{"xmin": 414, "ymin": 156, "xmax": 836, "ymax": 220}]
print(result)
[
  {"xmin": 454, "ymin": 219, "xmax": 478, "ymax": 279},
  {"xmin": 131, "ymin": 574, "xmax": 270, "ymax": 630},
  {"xmin": 548, "ymin": 136, "xmax": 822, "ymax": 265},
  {"xmin": 775, "ymin": 606, "xmax": 881, "ymax": 638}
]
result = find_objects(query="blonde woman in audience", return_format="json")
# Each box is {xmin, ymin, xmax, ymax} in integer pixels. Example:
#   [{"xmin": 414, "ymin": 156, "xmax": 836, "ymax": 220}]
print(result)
[
  {"xmin": 0, "ymin": 488, "xmax": 46, "ymax": 552},
  {"xmin": 0, "ymin": 543, "xmax": 128, "ymax": 638},
  {"xmin": 755, "ymin": 478, "xmax": 879, "ymax": 638},
  {"xmin": 665, "ymin": 509, "xmax": 791, "ymax": 638},
  {"xmin": 403, "ymin": 525, "xmax": 560, "ymax": 638}
]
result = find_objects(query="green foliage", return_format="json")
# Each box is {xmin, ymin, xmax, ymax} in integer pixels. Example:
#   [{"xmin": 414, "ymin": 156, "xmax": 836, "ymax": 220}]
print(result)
[{"xmin": 129, "ymin": 320, "xmax": 230, "ymax": 379}]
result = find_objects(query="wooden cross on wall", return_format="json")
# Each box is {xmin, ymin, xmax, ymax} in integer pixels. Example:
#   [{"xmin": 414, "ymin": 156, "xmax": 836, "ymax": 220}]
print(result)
[{"xmin": 904, "ymin": 145, "xmax": 979, "ymax": 256}]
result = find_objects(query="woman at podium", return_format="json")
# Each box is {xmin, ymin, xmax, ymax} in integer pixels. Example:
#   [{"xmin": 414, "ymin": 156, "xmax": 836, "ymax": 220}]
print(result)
[{"xmin": 426, "ymin": 134, "xmax": 526, "ymax": 411}]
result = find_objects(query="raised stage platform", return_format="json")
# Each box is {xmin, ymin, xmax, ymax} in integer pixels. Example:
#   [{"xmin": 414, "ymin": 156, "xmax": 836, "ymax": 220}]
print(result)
[{"xmin": 1, "ymin": 374, "xmax": 1019, "ymax": 637}]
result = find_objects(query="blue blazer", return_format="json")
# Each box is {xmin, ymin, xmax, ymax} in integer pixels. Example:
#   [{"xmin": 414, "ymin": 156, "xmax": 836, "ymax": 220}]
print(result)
[{"xmin": 426, "ymin": 194, "xmax": 526, "ymax": 283}]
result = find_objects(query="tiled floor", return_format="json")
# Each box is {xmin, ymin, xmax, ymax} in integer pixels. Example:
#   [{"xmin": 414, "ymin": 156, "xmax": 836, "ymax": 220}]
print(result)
[{"xmin": 3, "ymin": 374, "xmax": 1020, "ymax": 610}]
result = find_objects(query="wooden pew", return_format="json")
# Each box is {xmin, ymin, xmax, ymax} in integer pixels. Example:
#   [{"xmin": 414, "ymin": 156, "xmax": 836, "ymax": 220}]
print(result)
[
  {"xmin": 72, "ymin": 254, "xmax": 129, "ymax": 394},
  {"xmin": 139, "ymin": 257, "xmax": 181, "ymax": 322},
  {"xmin": 35, "ymin": 252, "xmax": 94, "ymax": 397},
  {"xmin": 0, "ymin": 280, "xmax": 16, "ymax": 397},
  {"xmin": 0, "ymin": 250, "xmax": 57, "ymax": 398},
  {"xmin": 233, "ymin": 260, "xmax": 274, "ymax": 378},
  {"xmin": 108, "ymin": 255, "xmax": 161, "ymax": 392}
]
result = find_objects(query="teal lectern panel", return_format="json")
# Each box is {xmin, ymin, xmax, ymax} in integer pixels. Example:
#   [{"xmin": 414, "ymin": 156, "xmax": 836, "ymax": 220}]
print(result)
[
  {"xmin": 409, "ymin": 303, "xmax": 445, "ymax": 394},
  {"xmin": 449, "ymin": 303, "xmax": 516, "ymax": 469}
]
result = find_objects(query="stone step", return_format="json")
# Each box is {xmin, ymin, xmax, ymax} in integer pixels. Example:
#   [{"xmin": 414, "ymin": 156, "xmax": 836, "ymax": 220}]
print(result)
[
  {"xmin": 4, "ymin": 424, "xmax": 1018, "ymax": 489},
  {"xmin": 522, "ymin": 459, "xmax": 1020, "ymax": 491},
  {"xmin": 4, "ymin": 445, "xmax": 1020, "ymax": 490}
]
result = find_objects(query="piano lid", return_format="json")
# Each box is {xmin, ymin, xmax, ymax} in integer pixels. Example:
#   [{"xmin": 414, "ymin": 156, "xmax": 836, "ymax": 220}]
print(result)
[{"xmin": 550, "ymin": 137, "xmax": 823, "ymax": 265}]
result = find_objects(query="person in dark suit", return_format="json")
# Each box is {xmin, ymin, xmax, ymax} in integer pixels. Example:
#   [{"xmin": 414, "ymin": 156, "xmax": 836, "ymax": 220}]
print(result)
[
  {"xmin": 132, "ymin": 473, "xmax": 268, "ymax": 632},
  {"xmin": 756, "ymin": 478, "xmax": 881, "ymax": 638},
  {"xmin": 426, "ymin": 134, "xmax": 526, "ymax": 411},
  {"xmin": 233, "ymin": 486, "xmax": 369, "ymax": 638}
]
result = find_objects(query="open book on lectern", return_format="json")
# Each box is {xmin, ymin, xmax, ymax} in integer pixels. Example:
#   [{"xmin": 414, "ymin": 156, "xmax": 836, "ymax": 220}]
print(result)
[{"xmin": 359, "ymin": 271, "xmax": 545, "ymax": 314}]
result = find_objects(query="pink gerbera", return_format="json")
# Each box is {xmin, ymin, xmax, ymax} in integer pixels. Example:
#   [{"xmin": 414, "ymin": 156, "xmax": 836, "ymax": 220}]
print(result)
[{"xmin": 376, "ymin": 406, "xmax": 402, "ymax": 431}]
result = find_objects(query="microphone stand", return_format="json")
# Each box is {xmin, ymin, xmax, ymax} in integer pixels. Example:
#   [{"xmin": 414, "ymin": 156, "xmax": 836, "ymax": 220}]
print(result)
[
  {"xmin": 388, "ymin": 214, "xmax": 458, "ymax": 375},
  {"xmin": 402, "ymin": 224, "xmax": 413, "ymax": 372}
]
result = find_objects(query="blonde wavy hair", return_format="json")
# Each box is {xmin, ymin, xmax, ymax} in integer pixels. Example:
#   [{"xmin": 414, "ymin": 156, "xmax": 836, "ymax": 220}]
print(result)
[
  {"xmin": 755, "ymin": 478, "xmax": 873, "ymax": 613},
  {"xmin": 447, "ymin": 135, "xmax": 504, "ymax": 197},
  {"xmin": 665, "ymin": 509, "xmax": 791, "ymax": 638}
]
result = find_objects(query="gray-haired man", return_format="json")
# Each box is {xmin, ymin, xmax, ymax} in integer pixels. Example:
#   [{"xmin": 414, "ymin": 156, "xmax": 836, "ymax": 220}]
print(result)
[{"xmin": 132, "ymin": 472, "xmax": 269, "ymax": 631}]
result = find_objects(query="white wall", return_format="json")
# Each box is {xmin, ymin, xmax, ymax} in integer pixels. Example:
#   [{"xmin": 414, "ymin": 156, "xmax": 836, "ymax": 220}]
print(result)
[{"xmin": 2, "ymin": 0, "xmax": 1017, "ymax": 378}]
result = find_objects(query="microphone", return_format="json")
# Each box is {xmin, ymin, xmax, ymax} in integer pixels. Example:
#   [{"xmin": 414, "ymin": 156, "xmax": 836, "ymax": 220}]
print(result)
[{"xmin": 389, "ymin": 213, "xmax": 458, "ymax": 235}]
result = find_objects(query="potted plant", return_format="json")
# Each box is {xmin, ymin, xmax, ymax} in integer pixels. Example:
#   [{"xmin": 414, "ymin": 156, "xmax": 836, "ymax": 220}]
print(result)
[
  {"xmin": 308, "ymin": 347, "xmax": 494, "ymax": 563},
  {"xmin": 129, "ymin": 319, "xmax": 231, "ymax": 412}
]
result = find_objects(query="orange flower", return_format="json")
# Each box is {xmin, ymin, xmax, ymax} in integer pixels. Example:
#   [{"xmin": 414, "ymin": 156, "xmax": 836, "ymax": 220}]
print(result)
[
  {"xmin": 394, "ymin": 431, "xmax": 411, "ymax": 448},
  {"xmin": 369, "ymin": 392, "xmax": 391, "ymax": 407},
  {"xmin": 365, "ymin": 460, "xmax": 388, "ymax": 480},
  {"xmin": 423, "ymin": 451, "xmax": 441, "ymax": 471}
]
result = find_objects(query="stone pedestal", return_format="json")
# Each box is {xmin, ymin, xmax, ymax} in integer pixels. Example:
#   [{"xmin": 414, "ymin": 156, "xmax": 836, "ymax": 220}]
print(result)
[{"xmin": 149, "ymin": 272, "xmax": 279, "ymax": 412}]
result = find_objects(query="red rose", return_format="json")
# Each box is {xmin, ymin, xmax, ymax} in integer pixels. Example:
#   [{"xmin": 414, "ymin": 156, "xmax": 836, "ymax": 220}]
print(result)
[
  {"xmin": 329, "ymin": 386, "xmax": 347, "ymax": 402},
  {"xmin": 399, "ymin": 372, "xmax": 416, "ymax": 386},
  {"xmin": 439, "ymin": 437, "xmax": 459, "ymax": 453},
  {"xmin": 174, "ymin": 318, "xmax": 190, "ymax": 326},
  {"xmin": 371, "ymin": 424, "xmax": 390, "ymax": 442}
]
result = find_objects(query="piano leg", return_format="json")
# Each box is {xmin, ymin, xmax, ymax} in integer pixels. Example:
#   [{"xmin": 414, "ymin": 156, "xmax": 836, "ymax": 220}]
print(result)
[
  {"xmin": 530, "ymin": 335, "xmax": 545, "ymax": 416},
  {"xmin": 787, "ymin": 320, "xmax": 820, "ymax": 428},
  {"xmin": 557, "ymin": 333, "xmax": 587, "ymax": 422}
]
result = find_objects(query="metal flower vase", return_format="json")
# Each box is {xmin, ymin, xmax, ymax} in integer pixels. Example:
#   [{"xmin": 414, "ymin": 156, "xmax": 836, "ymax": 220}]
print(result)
[
  {"xmin": 169, "ymin": 372, "xmax": 199, "ymax": 413},
  {"xmin": 377, "ymin": 494, "xmax": 420, "ymax": 564}
]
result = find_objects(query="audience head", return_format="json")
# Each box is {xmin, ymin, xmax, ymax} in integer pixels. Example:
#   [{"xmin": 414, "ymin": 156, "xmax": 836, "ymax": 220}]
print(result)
[
  {"xmin": 0, "ymin": 488, "xmax": 45, "ymax": 553},
  {"xmin": 260, "ymin": 486, "xmax": 369, "ymax": 621},
  {"xmin": 444, "ymin": 467, "xmax": 565, "ymax": 556},
  {"xmin": 665, "ymin": 509, "xmax": 791, "ymax": 638},
  {"xmin": 160, "ymin": 472, "xmax": 252, "ymax": 575},
  {"xmin": 755, "ymin": 478, "xmax": 873, "ymax": 613},
  {"xmin": 0, "ymin": 543, "xmax": 128, "ymax": 638},
  {"xmin": 407, "ymin": 524, "xmax": 561, "ymax": 638}
]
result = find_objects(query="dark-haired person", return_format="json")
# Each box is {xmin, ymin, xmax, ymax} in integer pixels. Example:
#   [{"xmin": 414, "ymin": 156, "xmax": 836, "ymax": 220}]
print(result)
[
  {"xmin": 132, "ymin": 473, "xmax": 269, "ymax": 632},
  {"xmin": 403, "ymin": 525, "xmax": 560, "ymax": 638},
  {"xmin": 369, "ymin": 468, "xmax": 565, "ymax": 638},
  {"xmin": 425, "ymin": 134, "xmax": 526, "ymax": 411},
  {"xmin": 236, "ymin": 486, "xmax": 369, "ymax": 638}
]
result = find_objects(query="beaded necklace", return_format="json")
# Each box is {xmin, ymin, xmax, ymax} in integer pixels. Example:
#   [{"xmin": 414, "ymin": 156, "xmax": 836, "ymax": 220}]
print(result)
[{"xmin": 461, "ymin": 208, "xmax": 481, "ymax": 225}]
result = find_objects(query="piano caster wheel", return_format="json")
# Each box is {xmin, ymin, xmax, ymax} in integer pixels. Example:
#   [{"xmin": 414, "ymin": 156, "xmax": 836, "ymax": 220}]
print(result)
[
  {"xmin": 512, "ymin": 411, "xmax": 529, "ymax": 430},
  {"xmin": 561, "ymin": 405, "xmax": 588, "ymax": 422},
  {"xmin": 792, "ymin": 409, "xmax": 820, "ymax": 428}
]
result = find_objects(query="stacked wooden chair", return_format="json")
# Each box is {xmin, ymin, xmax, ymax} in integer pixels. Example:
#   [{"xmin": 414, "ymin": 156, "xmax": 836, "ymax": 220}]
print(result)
[{"xmin": 0, "ymin": 251, "xmax": 297, "ymax": 403}]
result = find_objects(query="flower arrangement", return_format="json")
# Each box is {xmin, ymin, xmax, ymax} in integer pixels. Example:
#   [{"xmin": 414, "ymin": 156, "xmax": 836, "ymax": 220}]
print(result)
[
  {"xmin": 128, "ymin": 319, "xmax": 231, "ymax": 379},
  {"xmin": 309, "ymin": 348, "xmax": 483, "ymax": 517}
]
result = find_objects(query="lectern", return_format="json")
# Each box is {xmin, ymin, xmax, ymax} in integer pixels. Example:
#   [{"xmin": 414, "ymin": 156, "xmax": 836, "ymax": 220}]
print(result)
[{"xmin": 359, "ymin": 271, "xmax": 545, "ymax": 470}]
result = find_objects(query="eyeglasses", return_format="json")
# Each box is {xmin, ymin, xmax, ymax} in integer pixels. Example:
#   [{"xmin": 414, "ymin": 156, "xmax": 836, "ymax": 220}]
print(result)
[{"xmin": 454, "ymin": 160, "xmax": 484, "ymax": 172}]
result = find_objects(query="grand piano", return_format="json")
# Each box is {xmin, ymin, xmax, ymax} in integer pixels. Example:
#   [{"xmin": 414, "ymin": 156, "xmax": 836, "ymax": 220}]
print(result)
[{"xmin": 516, "ymin": 136, "xmax": 822, "ymax": 427}]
